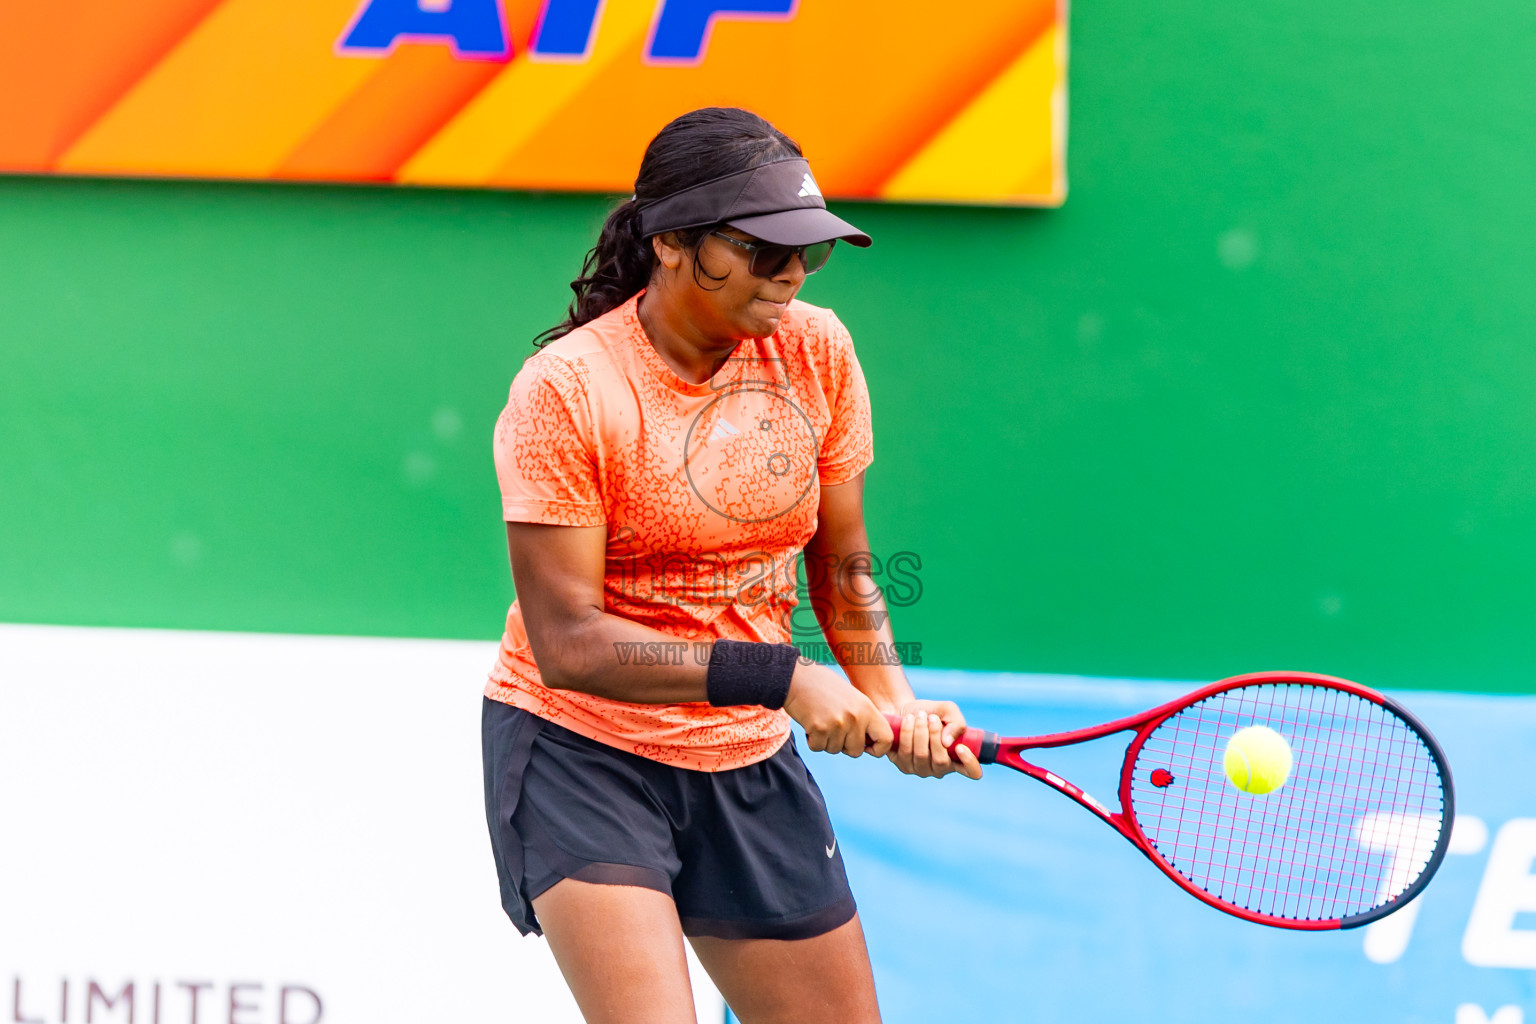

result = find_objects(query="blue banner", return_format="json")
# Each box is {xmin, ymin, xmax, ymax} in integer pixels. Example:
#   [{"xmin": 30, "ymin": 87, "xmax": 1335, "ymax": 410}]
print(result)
[{"xmin": 794, "ymin": 671, "xmax": 1536, "ymax": 1024}]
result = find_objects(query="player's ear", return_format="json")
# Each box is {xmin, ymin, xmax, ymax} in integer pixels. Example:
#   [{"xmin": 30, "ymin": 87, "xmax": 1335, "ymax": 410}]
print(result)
[{"xmin": 652, "ymin": 232, "xmax": 687, "ymax": 271}]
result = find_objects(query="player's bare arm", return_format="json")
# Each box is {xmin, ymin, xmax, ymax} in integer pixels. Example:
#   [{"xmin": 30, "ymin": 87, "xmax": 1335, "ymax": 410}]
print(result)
[
  {"xmin": 506, "ymin": 520, "xmax": 711, "ymax": 702},
  {"xmin": 805, "ymin": 472, "xmax": 981, "ymax": 779}
]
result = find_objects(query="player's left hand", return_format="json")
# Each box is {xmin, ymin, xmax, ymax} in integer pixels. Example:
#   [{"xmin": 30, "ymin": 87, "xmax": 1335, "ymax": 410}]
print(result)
[{"xmin": 887, "ymin": 700, "xmax": 983, "ymax": 780}]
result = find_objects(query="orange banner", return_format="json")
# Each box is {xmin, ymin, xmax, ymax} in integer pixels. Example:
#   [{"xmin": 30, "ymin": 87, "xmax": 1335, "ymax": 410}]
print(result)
[{"xmin": 0, "ymin": 0, "xmax": 1067, "ymax": 205}]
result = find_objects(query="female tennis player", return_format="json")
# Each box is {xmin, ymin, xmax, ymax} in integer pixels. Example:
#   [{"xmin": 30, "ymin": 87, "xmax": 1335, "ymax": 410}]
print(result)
[{"xmin": 482, "ymin": 107, "xmax": 981, "ymax": 1024}]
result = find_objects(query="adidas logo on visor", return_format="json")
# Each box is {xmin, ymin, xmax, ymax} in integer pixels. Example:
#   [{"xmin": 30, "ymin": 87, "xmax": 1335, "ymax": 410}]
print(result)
[{"xmin": 797, "ymin": 172, "xmax": 822, "ymax": 198}]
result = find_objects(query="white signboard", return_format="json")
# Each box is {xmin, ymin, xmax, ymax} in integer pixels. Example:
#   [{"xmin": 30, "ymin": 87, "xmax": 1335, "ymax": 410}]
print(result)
[{"xmin": 0, "ymin": 624, "xmax": 725, "ymax": 1024}]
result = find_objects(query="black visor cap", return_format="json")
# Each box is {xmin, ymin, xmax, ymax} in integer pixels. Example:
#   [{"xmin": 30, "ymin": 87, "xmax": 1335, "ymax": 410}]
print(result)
[{"xmin": 638, "ymin": 157, "xmax": 872, "ymax": 248}]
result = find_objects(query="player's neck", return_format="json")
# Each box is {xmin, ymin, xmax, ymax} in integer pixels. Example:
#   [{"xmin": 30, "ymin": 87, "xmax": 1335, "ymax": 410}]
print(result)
[{"xmin": 636, "ymin": 288, "xmax": 741, "ymax": 385}]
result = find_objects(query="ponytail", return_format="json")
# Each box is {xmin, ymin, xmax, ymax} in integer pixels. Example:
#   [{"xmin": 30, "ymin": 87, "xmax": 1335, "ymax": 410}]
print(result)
[{"xmin": 534, "ymin": 200, "xmax": 653, "ymax": 348}]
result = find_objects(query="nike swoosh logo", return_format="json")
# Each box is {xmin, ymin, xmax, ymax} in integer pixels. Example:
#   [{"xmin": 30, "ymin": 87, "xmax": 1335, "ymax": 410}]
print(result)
[{"xmin": 825, "ymin": 840, "xmax": 837, "ymax": 858}]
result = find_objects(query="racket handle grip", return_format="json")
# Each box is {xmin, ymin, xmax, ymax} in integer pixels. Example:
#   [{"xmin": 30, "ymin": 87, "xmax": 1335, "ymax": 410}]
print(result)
[{"xmin": 881, "ymin": 712, "xmax": 1001, "ymax": 765}]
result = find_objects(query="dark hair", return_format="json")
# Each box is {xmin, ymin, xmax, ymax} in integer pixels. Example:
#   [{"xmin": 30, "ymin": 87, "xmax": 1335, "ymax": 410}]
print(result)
[{"xmin": 534, "ymin": 107, "xmax": 802, "ymax": 347}]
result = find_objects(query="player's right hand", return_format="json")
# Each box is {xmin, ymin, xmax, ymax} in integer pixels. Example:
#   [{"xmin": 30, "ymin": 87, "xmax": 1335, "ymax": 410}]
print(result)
[{"xmin": 784, "ymin": 660, "xmax": 893, "ymax": 758}]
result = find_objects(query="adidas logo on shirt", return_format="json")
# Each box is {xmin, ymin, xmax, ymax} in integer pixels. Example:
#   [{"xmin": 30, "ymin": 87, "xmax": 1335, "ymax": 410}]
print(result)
[
  {"xmin": 797, "ymin": 172, "xmax": 822, "ymax": 198},
  {"xmin": 708, "ymin": 419, "xmax": 741, "ymax": 442}
]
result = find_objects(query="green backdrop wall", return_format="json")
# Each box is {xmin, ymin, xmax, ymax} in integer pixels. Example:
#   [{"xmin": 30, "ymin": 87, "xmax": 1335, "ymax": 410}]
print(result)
[{"xmin": 2, "ymin": 0, "xmax": 1533, "ymax": 693}]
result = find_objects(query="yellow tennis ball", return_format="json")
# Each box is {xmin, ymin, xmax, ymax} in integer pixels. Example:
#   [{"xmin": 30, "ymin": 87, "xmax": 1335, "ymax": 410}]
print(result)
[{"xmin": 1223, "ymin": 726, "xmax": 1293, "ymax": 795}]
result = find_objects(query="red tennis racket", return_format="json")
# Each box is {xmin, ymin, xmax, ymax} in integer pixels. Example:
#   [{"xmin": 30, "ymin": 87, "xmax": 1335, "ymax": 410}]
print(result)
[{"xmin": 885, "ymin": 671, "xmax": 1454, "ymax": 930}]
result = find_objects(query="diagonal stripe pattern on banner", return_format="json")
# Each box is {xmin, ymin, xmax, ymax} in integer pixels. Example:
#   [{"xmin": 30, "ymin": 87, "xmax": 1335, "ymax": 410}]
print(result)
[
  {"xmin": 398, "ymin": 0, "xmax": 658, "ymax": 188},
  {"xmin": 479, "ymin": 0, "xmax": 1058, "ymax": 197},
  {"xmin": 880, "ymin": 23, "xmax": 1065, "ymax": 205},
  {"xmin": 8, "ymin": 0, "xmax": 1066, "ymax": 202},
  {"xmin": 0, "ymin": 0, "xmax": 227, "ymax": 171},
  {"xmin": 57, "ymin": 0, "xmax": 381, "ymax": 179},
  {"xmin": 275, "ymin": 0, "xmax": 548, "ymax": 182},
  {"xmin": 274, "ymin": 47, "xmax": 507, "ymax": 182}
]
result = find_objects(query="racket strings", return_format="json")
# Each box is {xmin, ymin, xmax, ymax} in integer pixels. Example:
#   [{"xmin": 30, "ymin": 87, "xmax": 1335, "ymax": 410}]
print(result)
[{"xmin": 1128, "ymin": 683, "xmax": 1445, "ymax": 923}]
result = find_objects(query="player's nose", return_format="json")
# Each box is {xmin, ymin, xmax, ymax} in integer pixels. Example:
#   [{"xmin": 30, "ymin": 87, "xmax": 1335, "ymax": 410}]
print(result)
[{"xmin": 773, "ymin": 254, "xmax": 807, "ymax": 286}]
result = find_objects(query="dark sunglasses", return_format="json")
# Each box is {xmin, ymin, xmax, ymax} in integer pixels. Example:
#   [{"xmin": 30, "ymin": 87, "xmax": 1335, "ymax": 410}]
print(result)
[{"xmin": 710, "ymin": 231, "xmax": 837, "ymax": 278}]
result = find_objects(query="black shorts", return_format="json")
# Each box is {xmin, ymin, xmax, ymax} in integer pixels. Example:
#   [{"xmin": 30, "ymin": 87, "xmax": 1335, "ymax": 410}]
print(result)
[{"xmin": 481, "ymin": 697, "xmax": 856, "ymax": 940}]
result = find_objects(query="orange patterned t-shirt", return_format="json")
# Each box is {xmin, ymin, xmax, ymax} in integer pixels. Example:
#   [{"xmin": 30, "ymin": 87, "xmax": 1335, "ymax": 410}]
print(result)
[{"xmin": 486, "ymin": 291, "xmax": 875, "ymax": 771}]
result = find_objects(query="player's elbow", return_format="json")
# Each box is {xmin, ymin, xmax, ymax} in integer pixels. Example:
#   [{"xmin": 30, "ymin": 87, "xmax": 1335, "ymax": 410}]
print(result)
[
  {"xmin": 528, "ymin": 640, "xmax": 586, "ymax": 692},
  {"xmin": 527, "ymin": 615, "xmax": 605, "ymax": 693},
  {"xmin": 535, "ymin": 659, "xmax": 589, "ymax": 692}
]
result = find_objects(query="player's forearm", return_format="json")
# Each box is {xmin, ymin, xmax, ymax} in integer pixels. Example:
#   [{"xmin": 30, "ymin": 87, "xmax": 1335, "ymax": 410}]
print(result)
[
  {"xmin": 804, "ymin": 560, "xmax": 915, "ymax": 711},
  {"xmin": 533, "ymin": 611, "xmax": 712, "ymax": 703}
]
